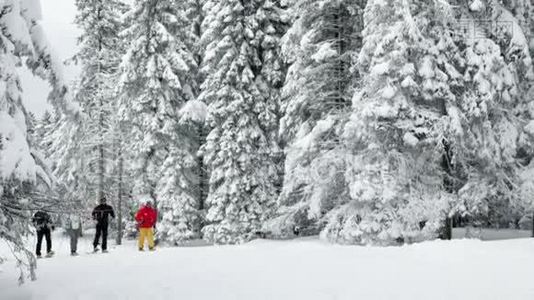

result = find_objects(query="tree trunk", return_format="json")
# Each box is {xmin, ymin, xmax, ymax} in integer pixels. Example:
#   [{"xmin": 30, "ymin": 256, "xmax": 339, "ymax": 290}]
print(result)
[
  {"xmin": 532, "ymin": 211, "xmax": 534, "ymax": 238},
  {"xmin": 96, "ymin": 5, "xmax": 105, "ymax": 202},
  {"xmin": 98, "ymin": 113, "xmax": 105, "ymax": 201},
  {"xmin": 444, "ymin": 217, "xmax": 452, "ymax": 240},
  {"xmin": 197, "ymin": 123, "xmax": 206, "ymax": 211},
  {"xmin": 116, "ymin": 147, "xmax": 123, "ymax": 245},
  {"xmin": 439, "ymin": 97, "xmax": 455, "ymax": 240}
]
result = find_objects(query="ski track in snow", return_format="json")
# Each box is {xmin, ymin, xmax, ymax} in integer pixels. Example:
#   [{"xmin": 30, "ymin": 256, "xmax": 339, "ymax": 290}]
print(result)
[{"xmin": 0, "ymin": 234, "xmax": 533, "ymax": 300}]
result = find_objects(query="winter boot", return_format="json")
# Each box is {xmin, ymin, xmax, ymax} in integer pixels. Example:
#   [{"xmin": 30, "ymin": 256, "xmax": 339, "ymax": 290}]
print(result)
[
  {"xmin": 93, "ymin": 247, "xmax": 99, "ymax": 253},
  {"xmin": 46, "ymin": 251, "xmax": 55, "ymax": 257},
  {"xmin": 71, "ymin": 251, "xmax": 78, "ymax": 256}
]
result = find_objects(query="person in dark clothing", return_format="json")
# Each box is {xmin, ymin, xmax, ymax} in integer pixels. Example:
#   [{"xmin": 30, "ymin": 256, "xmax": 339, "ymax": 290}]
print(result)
[
  {"xmin": 32, "ymin": 211, "xmax": 55, "ymax": 258},
  {"xmin": 92, "ymin": 197, "xmax": 115, "ymax": 252}
]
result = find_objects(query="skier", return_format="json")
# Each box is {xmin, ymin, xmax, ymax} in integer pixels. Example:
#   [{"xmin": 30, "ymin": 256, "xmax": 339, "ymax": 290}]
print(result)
[
  {"xmin": 135, "ymin": 199, "xmax": 157, "ymax": 251},
  {"xmin": 92, "ymin": 197, "xmax": 115, "ymax": 252},
  {"xmin": 32, "ymin": 210, "xmax": 55, "ymax": 258},
  {"xmin": 64, "ymin": 212, "xmax": 83, "ymax": 256}
]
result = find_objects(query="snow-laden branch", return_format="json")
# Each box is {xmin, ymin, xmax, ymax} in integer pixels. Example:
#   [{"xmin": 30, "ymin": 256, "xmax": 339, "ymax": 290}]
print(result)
[
  {"xmin": 179, "ymin": 99, "xmax": 207, "ymax": 125},
  {"xmin": 21, "ymin": 0, "xmax": 81, "ymax": 117}
]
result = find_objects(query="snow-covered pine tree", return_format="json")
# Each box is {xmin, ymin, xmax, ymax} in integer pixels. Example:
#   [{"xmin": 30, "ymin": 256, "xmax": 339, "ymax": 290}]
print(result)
[
  {"xmin": 72, "ymin": 0, "xmax": 125, "ymax": 204},
  {"xmin": 266, "ymin": 0, "xmax": 365, "ymax": 237},
  {"xmin": 0, "ymin": 0, "xmax": 78, "ymax": 282},
  {"xmin": 155, "ymin": 100, "xmax": 207, "ymax": 244},
  {"xmin": 516, "ymin": 1, "xmax": 534, "ymax": 225},
  {"xmin": 322, "ymin": 0, "xmax": 464, "ymax": 245},
  {"xmin": 323, "ymin": 0, "xmax": 534, "ymax": 245},
  {"xmin": 199, "ymin": 0, "xmax": 284, "ymax": 244},
  {"xmin": 444, "ymin": 0, "xmax": 534, "ymax": 228},
  {"xmin": 41, "ymin": 110, "xmax": 90, "ymax": 209},
  {"xmin": 118, "ymin": 0, "xmax": 199, "ymax": 244},
  {"xmin": 107, "ymin": 101, "xmax": 132, "ymax": 245},
  {"xmin": 185, "ymin": 0, "xmax": 209, "ymax": 223},
  {"xmin": 497, "ymin": 0, "xmax": 534, "ymax": 226}
]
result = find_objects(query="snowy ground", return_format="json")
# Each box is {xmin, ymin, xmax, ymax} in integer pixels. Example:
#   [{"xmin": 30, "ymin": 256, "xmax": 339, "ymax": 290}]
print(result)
[{"xmin": 0, "ymin": 232, "xmax": 533, "ymax": 300}]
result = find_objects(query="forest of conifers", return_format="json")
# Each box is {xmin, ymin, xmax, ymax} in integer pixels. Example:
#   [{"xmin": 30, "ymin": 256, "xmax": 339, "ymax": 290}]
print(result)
[{"xmin": 2, "ymin": 0, "xmax": 534, "ymax": 269}]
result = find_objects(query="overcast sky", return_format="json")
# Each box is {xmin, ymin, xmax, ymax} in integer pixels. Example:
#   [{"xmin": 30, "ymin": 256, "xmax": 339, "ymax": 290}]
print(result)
[{"xmin": 21, "ymin": 0, "xmax": 81, "ymax": 117}]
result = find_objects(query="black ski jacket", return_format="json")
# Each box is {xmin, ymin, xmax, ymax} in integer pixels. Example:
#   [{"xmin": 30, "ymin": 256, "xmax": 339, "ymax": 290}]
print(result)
[
  {"xmin": 32, "ymin": 211, "xmax": 52, "ymax": 230},
  {"xmin": 92, "ymin": 204, "xmax": 115, "ymax": 225}
]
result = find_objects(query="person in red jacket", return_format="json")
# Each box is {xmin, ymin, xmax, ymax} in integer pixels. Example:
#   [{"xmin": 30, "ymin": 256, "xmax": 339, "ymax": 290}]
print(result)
[{"xmin": 135, "ymin": 199, "xmax": 157, "ymax": 251}]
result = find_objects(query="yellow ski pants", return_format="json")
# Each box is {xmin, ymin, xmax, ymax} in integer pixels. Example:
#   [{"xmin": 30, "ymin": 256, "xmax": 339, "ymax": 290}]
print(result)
[{"xmin": 138, "ymin": 228, "xmax": 155, "ymax": 249}]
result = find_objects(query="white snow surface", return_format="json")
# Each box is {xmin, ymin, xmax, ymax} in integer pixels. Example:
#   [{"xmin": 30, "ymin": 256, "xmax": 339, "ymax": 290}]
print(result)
[
  {"xmin": 179, "ymin": 99, "xmax": 208, "ymax": 124},
  {"xmin": 311, "ymin": 43, "xmax": 337, "ymax": 62},
  {"xmin": 403, "ymin": 132, "xmax": 419, "ymax": 147},
  {"xmin": 370, "ymin": 61, "xmax": 389, "ymax": 76},
  {"xmin": 1, "ymin": 234, "xmax": 533, "ymax": 300}
]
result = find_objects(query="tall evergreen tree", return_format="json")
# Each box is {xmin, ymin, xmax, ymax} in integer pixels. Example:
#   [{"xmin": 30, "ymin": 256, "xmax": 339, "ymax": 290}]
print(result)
[
  {"xmin": 444, "ymin": 0, "xmax": 534, "ymax": 227},
  {"xmin": 199, "ymin": 0, "xmax": 284, "ymax": 244},
  {"xmin": 323, "ymin": 0, "xmax": 462, "ymax": 245},
  {"xmin": 72, "ymin": 0, "xmax": 125, "ymax": 203},
  {"xmin": 321, "ymin": 0, "xmax": 534, "ymax": 244},
  {"xmin": 185, "ymin": 0, "xmax": 209, "ymax": 215},
  {"xmin": 268, "ymin": 0, "xmax": 365, "ymax": 237},
  {"xmin": 42, "ymin": 110, "xmax": 90, "ymax": 209},
  {"xmin": 118, "ymin": 0, "xmax": 199, "ymax": 244}
]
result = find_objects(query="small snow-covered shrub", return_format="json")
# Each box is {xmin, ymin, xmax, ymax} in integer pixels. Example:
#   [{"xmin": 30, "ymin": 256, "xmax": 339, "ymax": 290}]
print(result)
[
  {"xmin": 262, "ymin": 204, "xmax": 320, "ymax": 239},
  {"xmin": 518, "ymin": 214, "xmax": 533, "ymax": 230}
]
